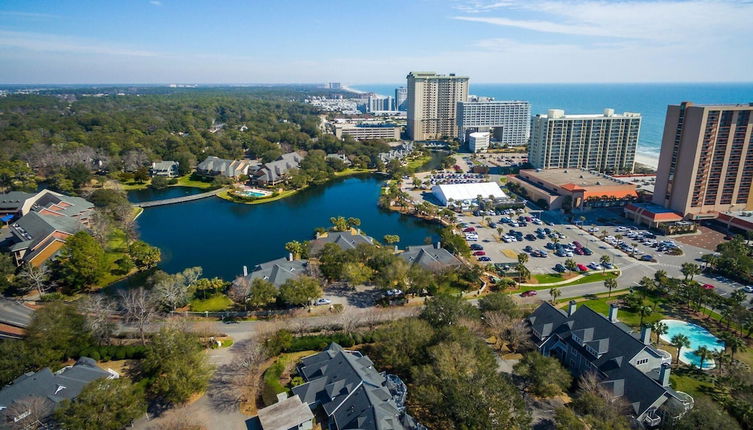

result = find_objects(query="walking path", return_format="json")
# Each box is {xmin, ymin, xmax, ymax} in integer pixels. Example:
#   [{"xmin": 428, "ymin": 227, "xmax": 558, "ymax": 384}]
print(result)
[{"xmin": 135, "ymin": 188, "xmax": 224, "ymax": 208}]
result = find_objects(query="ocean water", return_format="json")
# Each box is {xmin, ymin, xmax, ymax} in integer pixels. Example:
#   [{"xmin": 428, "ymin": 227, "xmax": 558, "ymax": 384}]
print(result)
[{"xmin": 350, "ymin": 83, "xmax": 753, "ymax": 163}]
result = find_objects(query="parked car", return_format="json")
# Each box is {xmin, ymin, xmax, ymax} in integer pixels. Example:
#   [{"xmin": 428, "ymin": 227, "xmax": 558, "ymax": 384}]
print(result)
[
  {"xmin": 523, "ymin": 245, "xmax": 533, "ymax": 253},
  {"xmin": 470, "ymin": 244, "xmax": 484, "ymax": 250},
  {"xmin": 554, "ymin": 263, "xmax": 566, "ymax": 272},
  {"xmin": 574, "ymin": 248, "xmax": 585, "ymax": 255},
  {"xmin": 473, "ymin": 251, "xmax": 486, "ymax": 256},
  {"xmin": 489, "ymin": 222, "xmax": 497, "ymax": 228},
  {"xmin": 640, "ymin": 255, "xmax": 655, "ymax": 262},
  {"xmin": 582, "ymin": 247, "xmax": 593, "ymax": 255},
  {"xmin": 741, "ymin": 285, "xmax": 753, "ymax": 293},
  {"xmin": 520, "ymin": 290, "xmax": 537, "ymax": 297},
  {"xmin": 315, "ymin": 298, "xmax": 332, "ymax": 306},
  {"xmin": 588, "ymin": 262, "xmax": 601, "ymax": 270},
  {"xmin": 573, "ymin": 241, "xmax": 583, "ymax": 249},
  {"xmin": 603, "ymin": 262, "xmax": 614, "ymax": 269},
  {"xmin": 385, "ymin": 289, "xmax": 403, "ymax": 296},
  {"xmin": 525, "ymin": 234, "xmax": 536, "ymax": 241},
  {"xmin": 702, "ymin": 283, "xmax": 715, "ymax": 290},
  {"xmin": 576, "ymin": 264, "xmax": 589, "ymax": 272},
  {"xmin": 478, "ymin": 256, "xmax": 491, "ymax": 261},
  {"xmin": 463, "ymin": 227, "xmax": 476, "ymax": 233}
]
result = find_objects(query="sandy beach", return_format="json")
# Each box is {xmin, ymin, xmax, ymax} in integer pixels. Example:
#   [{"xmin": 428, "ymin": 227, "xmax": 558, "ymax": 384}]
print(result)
[
  {"xmin": 341, "ymin": 85, "xmax": 366, "ymax": 95},
  {"xmin": 634, "ymin": 152, "xmax": 659, "ymax": 169}
]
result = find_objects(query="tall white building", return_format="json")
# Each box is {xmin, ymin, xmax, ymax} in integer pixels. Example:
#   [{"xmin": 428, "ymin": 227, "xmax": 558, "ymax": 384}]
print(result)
[
  {"xmin": 367, "ymin": 95, "xmax": 394, "ymax": 112},
  {"xmin": 457, "ymin": 100, "xmax": 531, "ymax": 146},
  {"xmin": 529, "ymin": 109, "xmax": 641, "ymax": 173},
  {"xmin": 407, "ymin": 72, "xmax": 469, "ymax": 141},
  {"xmin": 395, "ymin": 87, "xmax": 407, "ymax": 111},
  {"xmin": 468, "ymin": 132, "xmax": 490, "ymax": 153}
]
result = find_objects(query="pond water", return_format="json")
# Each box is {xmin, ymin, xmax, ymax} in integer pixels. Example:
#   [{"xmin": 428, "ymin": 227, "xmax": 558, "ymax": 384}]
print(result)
[
  {"xmin": 129, "ymin": 175, "xmax": 441, "ymax": 280},
  {"xmin": 127, "ymin": 186, "xmax": 206, "ymax": 203}
]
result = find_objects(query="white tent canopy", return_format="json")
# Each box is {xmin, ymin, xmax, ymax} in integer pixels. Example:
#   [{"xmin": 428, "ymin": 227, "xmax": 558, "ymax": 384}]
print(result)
[{"xmin": 432, "ymin": 182, "xmax": 507, "ymax": 206}]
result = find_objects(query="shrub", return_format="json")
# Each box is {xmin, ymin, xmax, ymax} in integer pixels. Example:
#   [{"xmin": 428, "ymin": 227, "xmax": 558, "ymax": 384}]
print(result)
[
  {"xmin": 88, "ymin": 350, "xmax": 101, "ymax": 361},
  {"xmin": 40, "ymin": 292, "xmax": 66, "ymax": 302}
]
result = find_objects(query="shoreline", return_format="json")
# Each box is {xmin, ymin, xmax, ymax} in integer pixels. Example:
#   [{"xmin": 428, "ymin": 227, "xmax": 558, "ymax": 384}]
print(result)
[
  {"xmin": 341, "ymin": 85, "xmax": 366, "ymax": 95},
  {"xmin": 634, "ymin": 152, "xmax": 659, "ymax": 169}
]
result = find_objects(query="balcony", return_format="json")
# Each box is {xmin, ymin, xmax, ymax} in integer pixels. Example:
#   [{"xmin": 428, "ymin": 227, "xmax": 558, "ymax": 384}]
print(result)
[{"xmin": 643, "ymin": 408, "xmax": 661, "ymax": 427}]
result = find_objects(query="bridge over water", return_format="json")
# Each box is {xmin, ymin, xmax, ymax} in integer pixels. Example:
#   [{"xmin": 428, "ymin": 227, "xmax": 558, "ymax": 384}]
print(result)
[{"xmin": 135, "ymin": 188, "xmax": 224, "ymax": 208}]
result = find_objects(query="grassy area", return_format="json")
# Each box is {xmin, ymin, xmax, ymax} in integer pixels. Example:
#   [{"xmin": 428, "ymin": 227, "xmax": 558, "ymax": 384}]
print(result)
[
  {"xmin": 670, "ymin": 373, "xmax": 713, "ymax": 397},
  {"xmin": 174, "ymin": 174, "xmax": 216, "ymax": 189},
  {"xmin": 98, "ymin": 228, "xmax": 135, "ymax": 288},
  {"xmin": 217, "ymin": 188, "xmax": 299, "ymax": 205},
  {"xmin": 568, "ymin": 294, "xmax": 664, "ymax": 327},
  {"xmin": 521, "ymin": 271, "xmax": 619, "ymax": 290},
  {"xmin": 405, "ymin": 154, "xmax": 431, "ymax": 171},
  {"xmin": 189, "ymin": 294, "xmax": 234, "ymax": 312},
  {"xmin": 334, "ymin": 168, "xmax": 374, "ymax": 177},
  {"xmin": 119, "ymin": 180, "xmax": 150, "ymax": 190}
]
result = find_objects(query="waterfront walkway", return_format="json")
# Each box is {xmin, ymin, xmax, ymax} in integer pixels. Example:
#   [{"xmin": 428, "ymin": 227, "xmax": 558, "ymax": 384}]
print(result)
[{"xmin": 135, "ymin": 188, "xmax": 224, "ymax": 208}]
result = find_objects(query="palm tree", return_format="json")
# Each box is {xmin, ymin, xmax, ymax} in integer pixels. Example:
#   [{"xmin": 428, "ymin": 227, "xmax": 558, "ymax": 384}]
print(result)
[
  {"xmin": 517, "ymin": 252, "xmax": 529, "ymax": 265},
  {"xmin": 695, "ymin": 346, "xmax": 711, "ymax": 370},
  {"xmin": 638, "ymin": 276, "xmax": 656, "ymax": 295},
  {"xmin": 638, "ymin": 305, "xmax": 654, "ymax": 326},
  {"xmin": 654, "ymin": 270, "xmax": 667, "ymax": 284},
  {"xmin": 711, "ymin": 349, "xmax": 727, "ymax": 375},
  {"xmin": 496, "ymin": 227, "xmax": 504, "ymax": 239},
  {"xmin": 516, "ymin": 264, "xmax": 530, "ymax": 283},
  {"xmin": 551, "ymin": 236, "xmax": 560, "ymax": 245},
  {"xmin": 600, "ymin": 255, "xmax": 611, "ymax": 273},
  {"xmin": 604, "ymin": 277, "xmax": 618, "ymax": 297},
  {"xmin": 549, "ymin": 288, "xmax": 561, "ymax": 304},
  {"xmin": 680, "ymin": 263, "xmax": 701, "ymax": 282},
  {"xmin": 671, "ymin": 334, "xmax": 691, "ymax": 365},
  {"xmin": 653, "ymin": 321, "xmax": 668, "ymax": 345},
  {"xmin": 564, "ymin": 258, "xmax": 577, "ymax": 273},
  {"xmin": 700, "ymin": 253, "xmax": 719, "ymax": 271},
  {"xmin": 721, "ymin": 333, "xmax": 747, "ymax": 361}
]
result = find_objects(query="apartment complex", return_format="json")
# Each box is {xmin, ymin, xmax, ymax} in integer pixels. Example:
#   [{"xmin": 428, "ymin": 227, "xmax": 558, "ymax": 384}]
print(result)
[
  {"xmin": 395, "ymin": 86, "xmax": 407, "ymax": 111},
  {"xmin": 406, "ymin": 71, "xmax": 469, "ymax": 141},
  {"xmin": 333, "ymin": 123, "xmax": 401, "ymax": 141},
  {"xmin": 468, "ymin": 131, "xmax": 490, "ymax": 153},
  {"xmin": 652, "ymin": 102, "xmax": 753, "ymax": 218},
  {"xmin": 529, "ymin": 109, "xmax": 641, "ymax": 173},
  {"xmin": 456, "ymin": 100, "xmax": 531, "ymax": 146}
]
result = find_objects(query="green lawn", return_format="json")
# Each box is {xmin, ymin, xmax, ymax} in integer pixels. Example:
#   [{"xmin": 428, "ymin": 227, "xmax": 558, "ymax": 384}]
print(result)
[
  {"xmin": 522, "ymin": 271, "xmax": 620, "ymax": 290},
  {"xmin": 174, "ymin": 174, "xmax": 216, "ymax": 189},
  {"xmin": 189, "ymin": 294, "xmax": 234, "ymax": 312},
  {"xmin": 334, "ymin": 168, "xmax": 374, "ymax": 177},
  {"xmin": 670, "ymin": 373, "xmax": 713, "ymax": 397},
  {"xmin": 405, "ymin": 155, "xmax": 431, "ymax": 171},
  {"xmin": 98, "ymin": 228, "xmax": 134, "ymax": 288},
  {"xmin": 217, "ymin": 188, "xmax": 299, "ymax": 205}
]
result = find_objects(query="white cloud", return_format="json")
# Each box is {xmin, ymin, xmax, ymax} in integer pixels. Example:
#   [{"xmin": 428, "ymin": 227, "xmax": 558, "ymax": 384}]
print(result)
[
  {"xmin": 0, "ymin": 30, "xmax": 159, "ymax": 57},
  {"xmin": 149, "ymin": 1, "xmax": 162, "ymax": 6}
]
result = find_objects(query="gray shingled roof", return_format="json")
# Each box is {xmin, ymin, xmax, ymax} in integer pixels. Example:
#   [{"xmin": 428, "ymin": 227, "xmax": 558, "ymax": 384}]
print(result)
[
  {"xmin": 309, "ymin": 231, "xmax": 374, "ymax": 254},
  {"xmin": 0, "ymin": 357, "xmax": 113, "ymax": 423},
  {"xmin": 399, "ymin": 244, "xmax": 463, "ymax": 272},
  {"xmin": 0, "ymin": 192, "xmax": 35, "ymax": 211},
  {"xmin": 257, "ymin": 394, "xmax": 313, "ymax": 430},
  {"xmin": 292, "ymin": 343, "xmax": 415, "ymax": 430},
  {"xmin": 255, "ymin": 152, "xmax": 302, "ymax": 183},
  {"xmin": 247, "ymin": 257, "xmax": 308, "ymax": 287},
  {"xmin": 10, "ymin": 211, "xmax": 83, "ymax": 264},
  {"xmin": 528, "ymin": 303, "xmax": 679, "ymax": 419}
]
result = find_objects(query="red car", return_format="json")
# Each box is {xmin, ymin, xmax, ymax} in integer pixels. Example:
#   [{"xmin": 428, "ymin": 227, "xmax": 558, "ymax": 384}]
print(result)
[
  {"xmin": 702, "ymin": 283, "xmax": 715, "ymax": 290},
  {"xmin": 577, "ymin": 264, "xmax": 589, "ymax": 272},
  {"xmin": 473, "ymin": 251, "xmax": 486, "ymax": 256},
  {"xmin": 520, "ymin": 290, "xmax": 537, "ymax": 297},
  {"xmin": 463, "ymin": 227, "xmax": 476, "ymax": 233}
]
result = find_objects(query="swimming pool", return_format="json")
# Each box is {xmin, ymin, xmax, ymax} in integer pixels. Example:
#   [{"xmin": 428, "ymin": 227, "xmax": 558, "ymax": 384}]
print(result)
[
  {"xmin": 241, "ymin": 191, "xmax": 267, "ymax": 198},
  {"xmin": 659, "ymin": 319, "xmax": 725, "ymax": 370}
]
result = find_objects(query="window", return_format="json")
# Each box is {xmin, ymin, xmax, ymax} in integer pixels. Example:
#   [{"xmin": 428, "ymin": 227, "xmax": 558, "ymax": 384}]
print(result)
[{"xmin": 636, "ymin": 358, "xmax": 649, "ymax": 365}]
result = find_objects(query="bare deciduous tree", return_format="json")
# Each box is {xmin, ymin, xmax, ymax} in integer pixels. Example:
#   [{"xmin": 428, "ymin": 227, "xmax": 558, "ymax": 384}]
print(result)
[
  {"xmin": 119, "ymin": 288, "xmax": 158, "ymax": 345},
  {"xmin": 78, "ymin": 295, "xmax": 116, "ymax": 344},
  {"xmin": 18, "ymin": 263, "xmax": 51, "ymax": 297},
  {"xmin": 4, "ymin": 396, "xmax": 53, "ymax": 430},
  {"xmin": 227, "ymin": 277, "xmax": 250, "ymax": 309}
]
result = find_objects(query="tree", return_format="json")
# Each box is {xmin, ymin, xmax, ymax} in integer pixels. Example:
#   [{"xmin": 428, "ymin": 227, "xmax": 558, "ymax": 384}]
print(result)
[
  {"xmin": 516, "ymin": 264, "xmax": 530, "ymax": 283},
  {"xmin": 721, "ymin": 333, "xmax": 747, "ymax": 361},
  {"xmin": 142, "ymin": 326, "xmax": 213, "ymax": 405},
  {"xmin": 346, "ymin": 217, "xmax": 361, "ymax": 229},
  {"xmin": 514, "ymin": 352, "xmax": 572, "ymax": 397},
  {"xmin": 383, "ymin": 234, "xmax": 400, "ymax": 245},
  {"xmin": 478, "ymin": 292, "xmax": 520, "ymax": 318},
  {"xmin": 420, "ymin": 294, "xmax": 476, "ymax": 328},
  {"xmin": 652, "ymin": 320, "xmax": 668, "ymax": 345},
  {"xmin": 600, "ymin": 254, "xmax": 611, "ymax": 271},
  {"xmin": 193, "ymin": 277, "xmax": 227, "ymax": 299},
  {"xmin": 55, "ymin": 378, "xmax": 146, "ymax": 430},
  {"xmin": 638, "ymin": 305, "xmax": 653, "ymax": 326},
  {"xmin": 78, "ymin": 295, "xmax": 116, "ymax": 345},
  {"xmin": 549, "ymin": 287, "xmax": 561, "ymax": 304},
  {"xmin": 53, "ymin": 231, "xmax": 109, "ymax": 292},
  {"xmin": 0, "ymin": 253, "xmax": 15, "ymax": 294},
  {"xmin": 151, "ymin": 175, "xmax": 170, "ymax": 189},
  {"xmin": 329, "ymin": 216, "xmax": 349, "ymax": 231},
  {"xmin": 279, "ymin": 276, "xmax": 322, "ymax": 306},
  {"xmin": 0, "ymin": 160, "xmax": 36, "ymax": 191},
  {"xmin": 248, "ymin": 278, "xmax": 278, "ymax": 308},
  {"xmin": 671, "ymin": 334, "xmax": 691, "ymax": 364},
  {"xmin": 695, "ymin": 345, "xmax": 711, "ymax": 369},
  {"xmin": 604, "ymin": 277, "xmax": 618, "ymax": 297},
  {"xmin": 517, "ymin": 252, "xmax": 529, "ymax": 265},
  {"xmin": 554, "ymin": 407, "xmax": 587, "ymax": 430},
  {"xmin": 133, "ymin": 166, "xmax": 150, "ymax": 182},
  {"xmin": 228, "ymin": 277, "xmax": 251, "ymax": 309},
  {"xmin": 284, "ymin": 240, "xmax": 305, "ymax": 259},
  {"xmin": 681, "ymin": 262, "xmax": 701, "ymax": 282},
  {"xmin": 119, "ymin": 288, "xmax": 158, "ymax": 345},
  {"xmin": 439, "ymin": 227, "xmax": 471, "ymax": 257},
  {"xmin": 342, "ymin": 262, "xmax": 374, "ymax": 286},
  {"xmin": 671, "ymin": 396, "xmax": 742, "ymax": 430},
  {"xmin": 128, "ymin": 240, "xmax": 161, "ymax": 270},
  {"xmin": 375, "ymin": 318, "xmax": 434, "ymax": 375},
  {"xmin": 18, "ymin": 263, "xmax": 51, "ymax": 296},
  {"xmin": 25, "ymin": 302, "xmax": 92, "ymax": 369},
  {"xmin": 564, "ymin": 258, "xmax": 577, "ymax": 273}
]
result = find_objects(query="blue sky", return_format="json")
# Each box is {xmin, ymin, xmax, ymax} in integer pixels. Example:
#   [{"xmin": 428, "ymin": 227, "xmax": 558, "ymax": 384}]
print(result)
[{"xmin": 1, "ymin": 0, "xmax": 752, "ymax": 84}]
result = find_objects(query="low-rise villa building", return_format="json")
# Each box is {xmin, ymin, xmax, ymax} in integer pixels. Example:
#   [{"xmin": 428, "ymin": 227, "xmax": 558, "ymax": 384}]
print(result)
[
  {"xmin": 245, "ymin": 257, "xmax": 309, "ymax": 287},
  {"xmin": 527, "ymin": 302, "xmax": 692, "ymax": 428},
  {"xmin": 254, "ymin": 152, "xmax": 304, "ymax": 186},
  {"xmin": 308, "ymin": 230, "xmax": 375, "ymax": 255},
  {"xmin": 0, "ymin": 357, "xmax": 118, "ymax": 427},
  {"xmin": 1, "ymin": 190, "xmax": 94, "ymax": 267},
  {"xmin": 197, "ymin": 156, "xmax": 253, "ymax": 178},
  {"xmin": 150, "ymin": 160, "xmax": 179, "ymax": 177},
  {"xmin": 399, "ymin": 243, "xmax": 463, "ymax": 272},
  {"xmin": 291, "ymin": 343, "xmax": 421, "ymax": 430}
]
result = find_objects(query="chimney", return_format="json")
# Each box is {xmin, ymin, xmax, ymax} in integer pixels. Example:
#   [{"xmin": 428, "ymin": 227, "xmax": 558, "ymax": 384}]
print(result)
[
  {"xmin": 394, "ymin": 245, "xmax": 398, "ymax": 253},
  {"xmin": 659, "ymin": 363, "xmax": 670, "ymax": 386},
  {"xmin": 242, "ymin": 265, "xmax": 248, "ymax": 277},
  {"xmin": 288, "ymin": 252, "xmax": 294, "ymax": 261},
  {"xmin": 609, "ymin": 303, "xmax": 619, "ymax": 323},
  {"xmin": 640, "ymin": 325, "xmax": 651, "ymax": 345},
  {"xmin": 435, "ymin": 241, "xmax": 441, "ymax": 249},
  {"xmin": 567, "ymin": 300, "xmax": 577, "ymax": 316}
]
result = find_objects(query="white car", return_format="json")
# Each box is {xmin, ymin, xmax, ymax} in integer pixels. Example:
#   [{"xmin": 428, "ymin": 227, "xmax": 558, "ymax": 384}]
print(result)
[
  {"xmin": 742, "ymin": 286, "xmax": 753, "ymax": 293},
  {"xmin": 315, "ymin": 298, "xmax": 332, "ymax": 306},
  {"xmin": 588, "ymin": 262, "xmax": 601, "ymax": 270}
]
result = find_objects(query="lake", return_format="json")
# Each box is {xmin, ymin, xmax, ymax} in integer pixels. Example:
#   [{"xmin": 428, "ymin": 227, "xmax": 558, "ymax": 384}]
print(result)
[{"xmin": 130, "ymin": 175, "xmax": 441, "ymax": 280}]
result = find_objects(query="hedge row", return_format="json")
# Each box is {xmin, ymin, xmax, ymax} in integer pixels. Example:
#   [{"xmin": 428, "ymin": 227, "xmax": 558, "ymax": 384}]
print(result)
[
  {"xmin": 284, "ymin": 332, "xmax": 377, "ymax": 353},
  {"xmin": 76, "ymin": 345, "xmax": 147, "ymax": 362}
]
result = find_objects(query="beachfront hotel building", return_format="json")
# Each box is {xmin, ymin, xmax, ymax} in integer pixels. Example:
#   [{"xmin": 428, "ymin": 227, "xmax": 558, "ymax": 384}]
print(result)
[
  {"xmin": 529, "ymin": 109, "xmax": 641, "ymax": 173},
  {"xmin": 406, "ymin": 72, "xmax": 469, "ymax": 141},
  {"xmin": 456, "ymin": 100, "xmax": 531, "ymax": 146},
  {"xmin": 395, "ymin": 87, "xmax": 407, "ymax": 111},
  {"xmin": 652, "ymin": 102, "xmax": 753, "ymax": 219}
]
